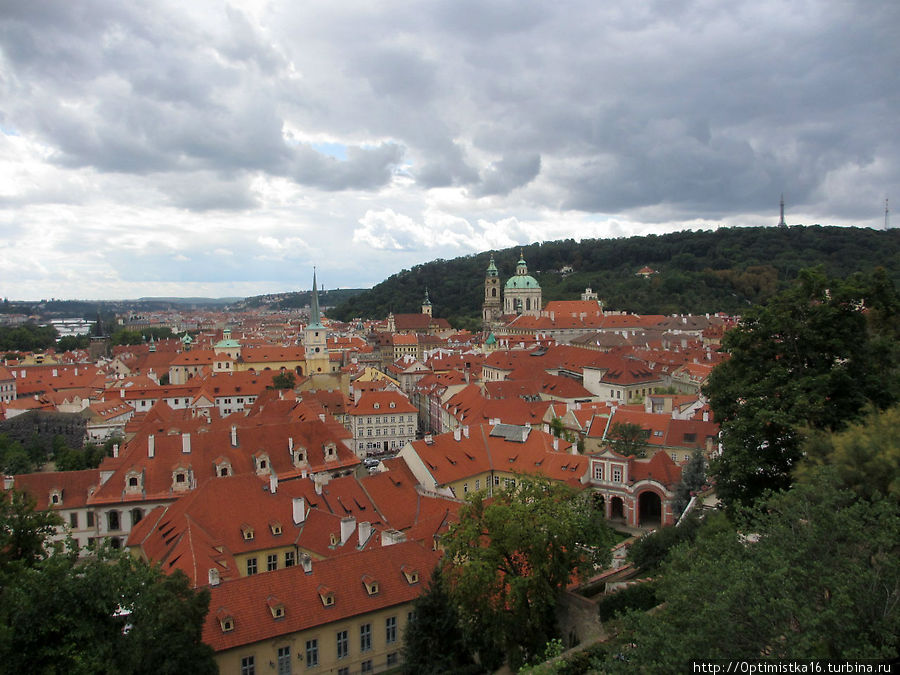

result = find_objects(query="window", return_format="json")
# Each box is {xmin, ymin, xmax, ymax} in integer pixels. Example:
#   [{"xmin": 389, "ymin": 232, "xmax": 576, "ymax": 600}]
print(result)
[
  {"xmin": 336, "ymin": 630, "xmax": 349, "ymax": 659},
  {"xmin": 128, "ymin": 476, "xmax": 139, "ymax": 488},
  {"xmin": 69, "ymin": 512, "xmax": 78, "ymax": 528},
  {"xmin": 130, "ymin": 508, "xmax": 143, "ymax": 527},
  {"xmin": 385, "ymin": 616, "xmax": 397, "ymax": 644},
  {"xmin": 503, "ymin": 477, "xmax": 516, "ymax": 489},
  {"xmin": 612, "ymin": 467, "xmax": 622, "ymax": 483},
  {"xmin": 463, "ymin": 483, "xmax": 469, "ymax": 494},
  {"xmin": 338, "ymin": 669, "xmax": 349, "ymax": 675},
  {"xmin": 247, "ymin": 557, "xmax": 258, "ymax": 576},
  {"xmin": 493, "ymin": 475, "xmax": 500, "ymax": 486},
  {"xmin": 87, "ymin": 511, "xmax": 94, "ymax": 527},
  {"xmin": 387, "ymin": 652, "xmax": 399, "ymax": 666},
  {"xmin": 361, "ymin": 660, "xmax": 373, "ymax": 673},
  {"xmin": 475, "ymin": 479, "xmax": 480, "ymax": 491},
  {"xmin": 593, "ymin": 464, "xmax": 603, "ymax": 481},
  {"xmin": 277, "ymin": 646, "xmax": 291, "ymax": 675},
  {"xmin": 671, "ymin": 453, "xmax": 678, "ymax": 462},
  {"xmin": 360, "ymin": 623, "xmax": 372, "ymax": 652},
  {"xmin": 107, "ymin": 511, "xmax": 120, "ymax": 531},
  {"xmin": 285, "ymin": 551, "xmax": 295, "ymax": 568},
  {"xmin": 241, "ymin": 656, "xmax": 255, "ymax": 675},
  {"xmin": 267, "ymin": 554, "xmax": 278, "ymax": 572},
  {"xmin": 305, "ymin": 639, "xmax": 318, "ymax": 667}
]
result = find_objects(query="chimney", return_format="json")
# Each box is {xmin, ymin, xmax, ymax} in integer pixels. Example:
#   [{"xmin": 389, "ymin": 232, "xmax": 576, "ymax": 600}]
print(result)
[
  {"xmin": 703, "ymin": 410, "xmax": 709, "ymax": 422},
  {"xmin": 269, "ymin": 473, "xmax": 278, "ymax": 494},
  {"xmin": 463, "ymin": 426, "xmax": 469, "ymax": 438},
  {"xmin": 182, "ymin": 433, "xmax": 191, "ymax": 454},
  {"xmin": 318, "ymin": 413, "xmax": 325, "ymax": 422},
  {"xmin": 74, "ymin": 367, "xmax": 78, "ymax": 376},
  {"xmin": 301, "ymin": 554, "xmax": 313, "ymax": 574},
  {"xmin": 340, "ymin": 517, "xmax": 356, "ymax": 545},
  {"xmin": 292, "ymin": 497, "xmax": 307, "ymax": 524},
  {"xmin": 230, "ymin": 425, "xmax": 238, "ymax": 447},
  {"xmin": 288, "ymin": 437, "xmax": 294, "ymax": 456},
  {"xmin": 315, "ymin": 480, "xmax": 323, "ymax": 495},
  {"xmin": 552, "ymin": 437, "xmax": 559, "ymax": 451},
  {"xmin": 148, "ymin": 434, "xmax": 155, "ymax": 459},
  {"xmin": 52, "ymin": 368, "xmax": 58, "ymax": 377},
  {"xmin": 208, "ymin": 568, "xmax": 220, "ymax": 587},
  {"xmin": 112, "ymin": 444, "xmax": 119, "ymax": 458},
  {"xmin": 358, "ymin": 521, "xmax": 372, "ymax": 547},
  {"xmin": 453, "ymin": 427, "xmax": 461, "ymax": 441}
]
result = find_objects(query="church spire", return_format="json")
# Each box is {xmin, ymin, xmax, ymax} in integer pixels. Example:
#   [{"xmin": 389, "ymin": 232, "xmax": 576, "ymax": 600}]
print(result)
[{"xmin": 309, "ymin": 268, "xmax": 323, "ymax": 328}]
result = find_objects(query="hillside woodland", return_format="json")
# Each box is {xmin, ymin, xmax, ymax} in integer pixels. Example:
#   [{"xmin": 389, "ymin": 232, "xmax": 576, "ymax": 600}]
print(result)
[{"xmin": 329, "ymin": 225, "xmax": 900, "ymax": 325}]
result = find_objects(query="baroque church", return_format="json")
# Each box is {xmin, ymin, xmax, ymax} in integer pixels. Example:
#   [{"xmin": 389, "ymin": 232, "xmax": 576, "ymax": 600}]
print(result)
[{"xmin": 482, "ymin": 251, "xmax": 542, "ymax": 330}]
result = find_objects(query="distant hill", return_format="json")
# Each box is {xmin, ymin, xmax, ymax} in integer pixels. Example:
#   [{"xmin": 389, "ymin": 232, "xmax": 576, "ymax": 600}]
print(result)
[
  {"xmin": 329, "ymin": 225, "xmax": 900, "ymax": 326},
  {"xmin": 231, "ymin": 288, "xmax": 367, "ymax": 312}
]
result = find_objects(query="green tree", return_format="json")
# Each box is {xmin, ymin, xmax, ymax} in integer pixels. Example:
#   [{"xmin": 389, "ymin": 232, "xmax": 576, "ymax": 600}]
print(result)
[
  {"xmin": 796, "ymin": 404, "xmax": 900, "ymax": 503},
  {"xmin": 271, "ymin": 371, "xmax": 297, "ymax": 390},
  {"xmin": 606, "ymin": 422, "xmax": 649, "ymax": 457},
  {"xmin": 0, "ymin": 489, "xmax": 62, "ymax": 569},
  {"xmin": 402, "ymin": 568, "xmax": 480, "ymax": 675},
  {"xmin": 440, "ymin": 477, "xmax": 613, "ymax": 670},
  {"xmin": 0, "ymin": 492, "xmax": 216, "ymax": 674},
  {"xmin": 604, "ymin": 472, "xmax": 900, "ymax": 670},
  {"xmin": 704, "ymin": 268, "xmax": 900, "ymax": 509},
  {"xmin": 110, "ymin": 329, "xmax": 144, "ymax": 346},
  {"xmin": 56, "ymin": 335, "xmax": 90, "ymax": 352},
  {"xmin": 672, "ymin": 449, "xmax": 707, "ymax": 516}
]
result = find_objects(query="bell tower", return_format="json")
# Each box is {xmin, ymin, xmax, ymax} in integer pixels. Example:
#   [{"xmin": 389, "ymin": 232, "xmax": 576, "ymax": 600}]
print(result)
[{"xmin": 482, "ymin": 254, "xmax": 502, "ymax": 330}]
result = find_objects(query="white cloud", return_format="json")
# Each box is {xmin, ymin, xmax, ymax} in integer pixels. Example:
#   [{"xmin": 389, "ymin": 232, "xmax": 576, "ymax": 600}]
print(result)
[{"xmin": 0, "ymin": 0, "xmax": 896, "ymax": 299}]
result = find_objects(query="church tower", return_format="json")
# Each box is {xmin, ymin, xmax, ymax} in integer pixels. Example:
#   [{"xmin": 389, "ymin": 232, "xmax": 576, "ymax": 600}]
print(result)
[
  {"xmin": 482, "ymin": 254, "xmax": 502, "ymax": 330},
  {"xmin": 503, "ymin": 251, "xmax": 542, "ymax": 316},
  {"xmin": 422, "ymin": 288, "xmax": 433, "ymax": 317},
  {"xmin": 304, "ymin": 269, "xmax": 331, "ymax": 374}
]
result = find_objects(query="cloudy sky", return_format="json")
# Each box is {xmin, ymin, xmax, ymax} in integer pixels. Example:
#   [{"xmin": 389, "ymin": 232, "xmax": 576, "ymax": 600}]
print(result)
[{"xmin": 1, "ymin": 0, "xmax": 896, "ymax": 300}]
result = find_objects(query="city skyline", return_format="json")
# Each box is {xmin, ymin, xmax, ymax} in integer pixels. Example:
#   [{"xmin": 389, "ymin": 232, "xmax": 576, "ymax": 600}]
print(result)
[{"xmin": 1, "ymin": 0, "xmax": 897, "ymax": 300}]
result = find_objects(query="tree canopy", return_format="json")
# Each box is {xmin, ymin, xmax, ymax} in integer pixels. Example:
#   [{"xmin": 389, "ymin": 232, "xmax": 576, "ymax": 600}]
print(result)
[
  {"xmin": 0, "ymin": 489, "xmax": 216, "ymax": 674},
  {"xmin": 602, "ymin": 471, "xmax": 900, "ymax": 670},
  {"xmin": 704, "ymin": 267, "xmax": 900, "ymax": 508},
  {"xmin": 438, "ymin": 477, "xmax": 613, "ymax": 670}
]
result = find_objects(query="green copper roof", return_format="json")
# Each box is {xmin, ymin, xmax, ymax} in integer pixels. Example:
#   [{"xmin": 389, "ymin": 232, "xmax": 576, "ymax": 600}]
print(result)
[
  {"xmin": 308, "ymin": 268, "xmax": 323, "ymax": 329},
  {"xmin": 486, "ymin": 254, "xmax": 499, "ymax": 277},
  {"xmin": 214, "ymin": 339, "xmax": 241, "ymax": 349},
  {"xmin": 485, "ymin": 333, "xmax": 497, "ymax": 345},
  {"xmin": 505, "ymin": 275, "xmax": 541, "ymax": 289}
]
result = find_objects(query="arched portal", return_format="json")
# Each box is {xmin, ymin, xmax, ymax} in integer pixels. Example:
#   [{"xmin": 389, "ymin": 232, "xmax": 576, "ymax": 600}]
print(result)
[
  {"xmin": 638, "ymin": 491, "xmax": 662, "ymax": 527},
  {"xmin": 610, "ymin": 496, "xmax": 625, "ymax": 521}
]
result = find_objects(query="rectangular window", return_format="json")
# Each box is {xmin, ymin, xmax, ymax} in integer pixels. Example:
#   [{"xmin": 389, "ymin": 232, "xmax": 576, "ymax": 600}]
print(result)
[
  {"xmin": 241, "ymin": 656, "xmax": 255, "ymax": 675},
  {"xmin": 305, "ymin": 639, "xmax": 318, "ymax": 667},
  {"xmin": 338, "ymin": 669, "xmax": 349, "ymax": 675},
  {"xmin": 361, "ymin": 660, "xmax": 373, "ymax": 673},
  {"xmin": 385, "ymin": 616, "xmax": 397, "ymax": 644},
  {"xmin": 360, "ymin": 623, "xmax": 372, "ymax": 652},
  {"xmin": 593, "ymin": 464, "xmax": 603, "ymax": 481},
  {"xmin": 613, "ymin": 467, "xmax": 622, "ymax": 483},
  {"xmin": 475, "ymin": 479, "xmax": 480, "ymax": 491},
  {"xmin": 387, "ymin": 652, "xmax": 399, "ymax": 666},
  {"xmin": 107, "ymin": 511, "xmax": 120, "ymax": 531},
  {"xmin": 267, "ymin": 553, "xmax": 278, "ymax": 572},
  {"xmin": 87, "ymin": 511, "xmax": 94, "ymax": 527},
  {"xmin": 246, "ymin": 557, "xmax": 258, "ymax": 576},
  {"xmin": 285, "ymin": 551, "xmax": 295, "ymax": 568},
  {"xmin": 504, "ymin": 477, "xmax": 516, "ymax": 489},
  {"xmin": 70, "ymin": 512, "xmax": 78, "ymax": 528},
  {"xmin": 277, "ymin": 646, "xmax": 291, "ymax": 675},
  {"xmin": 493, "ymin": 475, "xmax": 500, "ymax": 486},
  {"xmin": 337, "ymin": 629, "xmax": 349, "ymax": 659},
  {"xmin": 463, "ymin": 483, "xmax": 469, "ymax": 494}
]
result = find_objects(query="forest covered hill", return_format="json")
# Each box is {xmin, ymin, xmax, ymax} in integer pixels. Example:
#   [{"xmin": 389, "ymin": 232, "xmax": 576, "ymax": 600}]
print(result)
[{"xmin": 329, "ymin": 226, "xmax": 900, "ymax": 327}]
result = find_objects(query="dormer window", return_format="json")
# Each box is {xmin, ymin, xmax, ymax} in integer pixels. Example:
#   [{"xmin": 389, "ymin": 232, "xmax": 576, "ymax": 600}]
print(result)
[
  {"xmin": 401, "ymin": 566, "xmax": 420, "ymax": 585},
  {"xmin": 330, "ymin": 533, "xmax": 338, "ymax": 546},
  {"xmin": 217, "ymin": 609, "xmax": 234, "ymax": 633},
  {"xmin": 389, "ymin": 402, "xmax": 395, "ymax": 409},
  {"xmin": 241, "ymin": 525, "xmax": 255, "ymax": 541},
  {"xmin": 317, "ymin": 585, "xmax": 335, "ymax": 607},
  {"xmin": 270, "ymin": 522, "xmax": 282, "ymax": 536},
  {"xmin": 324, "ymin": 443, "xmax": 336, "ymax": 460},
  {"xmin": 373, "ymin": 402, "xmax": 380, "ymax": 409},
  {"xmin": 267, "ymin": 596, "xmax": 285, "ymax": 619},
  {"xmin": 293, "ymin": 449, "xmax": 307, "ymax": 466},
  {"xmin": 362, "ymin": 575, "xmax": 380, "ymax": 596},
  {"xmin": 49, "ymin": 490, "xmax": 62, "ymax": 506}
]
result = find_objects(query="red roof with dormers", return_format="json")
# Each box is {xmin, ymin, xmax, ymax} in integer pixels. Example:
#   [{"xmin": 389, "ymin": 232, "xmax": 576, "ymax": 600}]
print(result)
[
  {"xmin": 201, "ymin": 540, "xmax": 440, "ymax": 652},
  {"xmin": 630, "ymin": 450, "xmax": 682, "ymax": 487},
  {"xmin": 13, "ymin": 469, "xmax": 100, "ymax": 511},
  {"xmin": 349, "ymin": 391, "xmax": 417, "ymax": 417}
]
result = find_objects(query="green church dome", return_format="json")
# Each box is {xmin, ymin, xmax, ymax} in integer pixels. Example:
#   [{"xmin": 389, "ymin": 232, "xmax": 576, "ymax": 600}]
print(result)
[{"xmin": 505, "ymin": 275, "xmax": 540, "ymax": 289}]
